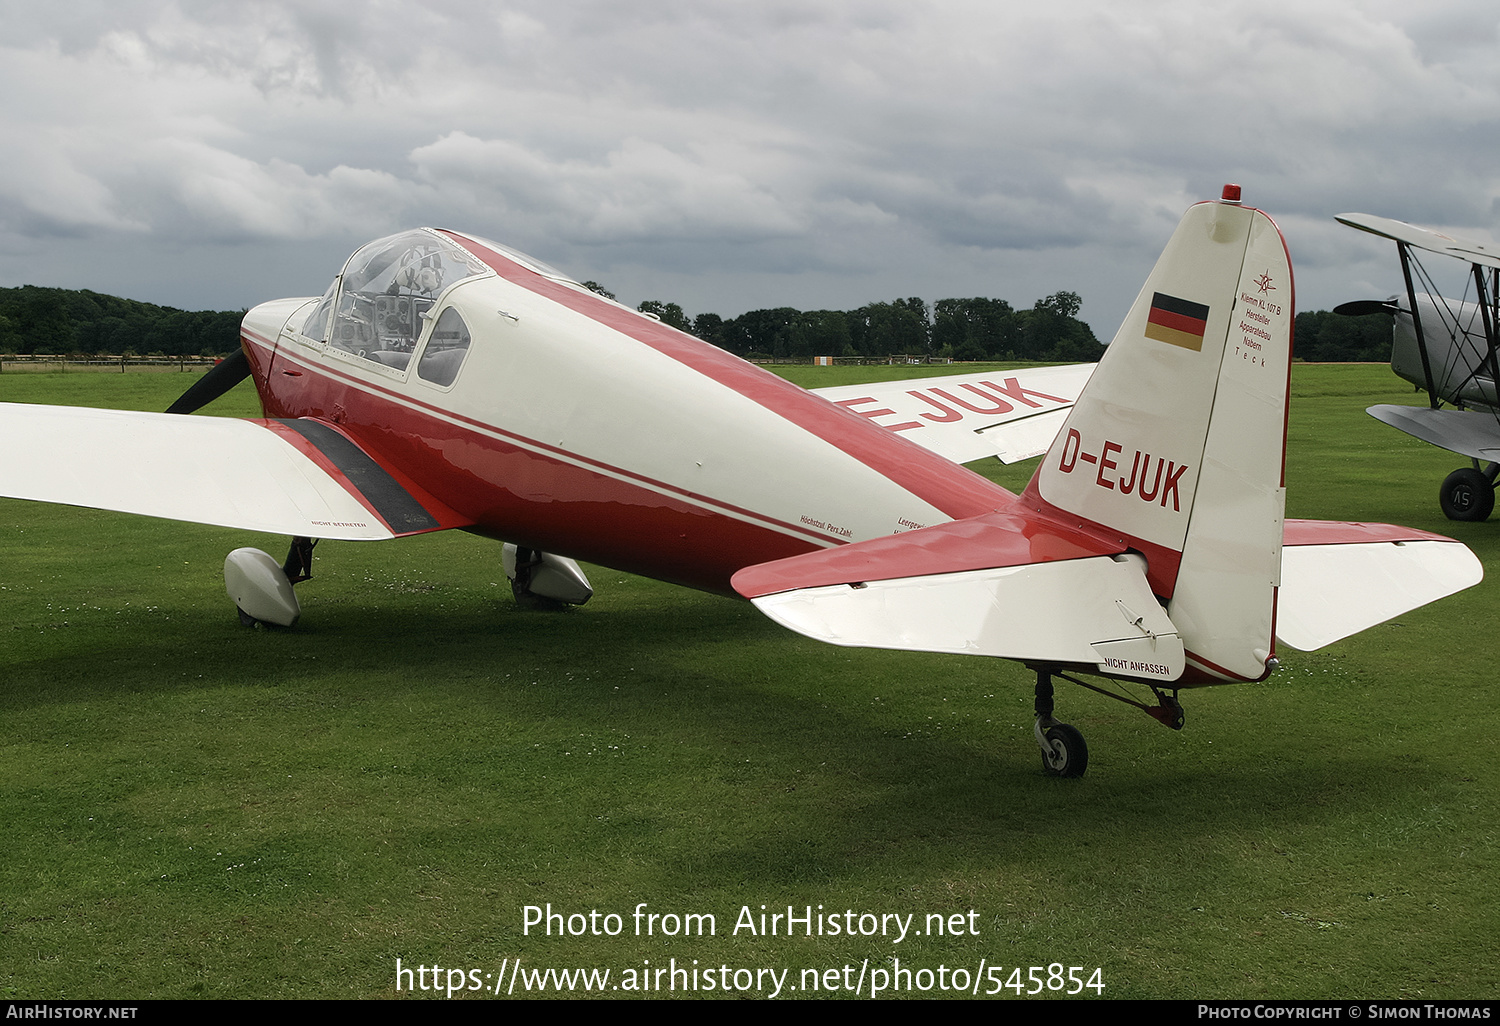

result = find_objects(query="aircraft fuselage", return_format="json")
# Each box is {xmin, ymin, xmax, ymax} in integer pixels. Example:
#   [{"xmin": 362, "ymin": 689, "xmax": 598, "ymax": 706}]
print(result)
[{"xmin": 240, "ymin": 230, "xmax": 1014, "ymax": 595}]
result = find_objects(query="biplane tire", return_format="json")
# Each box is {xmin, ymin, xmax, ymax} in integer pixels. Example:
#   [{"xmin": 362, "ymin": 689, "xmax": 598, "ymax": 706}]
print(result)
[
  {"xmin": 1439, "ymin": 467, "xmax": 1494, "ymax": 522},
  {"xmin": 1040, "ymin": 724, "xmax": 1089, "ymax": 778}
]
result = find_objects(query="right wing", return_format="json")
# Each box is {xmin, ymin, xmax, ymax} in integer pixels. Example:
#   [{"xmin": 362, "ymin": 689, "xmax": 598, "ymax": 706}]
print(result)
[
  {"xmin": 811, "ymin": 364, "xmax": 1094, "ymax": 464},
  {"xmin": 0, "ymin": 403, "xmax": 471, "ymax": 540}
]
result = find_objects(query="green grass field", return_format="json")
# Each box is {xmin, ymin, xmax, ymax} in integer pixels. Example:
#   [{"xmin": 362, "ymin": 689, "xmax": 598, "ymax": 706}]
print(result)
[{"xmin": 1, "ymin": 364, "xmax": 1495, "ymax": 1000}]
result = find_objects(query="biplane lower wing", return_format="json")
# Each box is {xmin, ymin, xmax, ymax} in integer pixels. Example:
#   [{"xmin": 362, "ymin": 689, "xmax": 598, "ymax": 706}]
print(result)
[
  {"xmin": 0, "ymin": 403, "xmax": 471, "ymax": 540},
  {"xmin": 1367, "ymin": 404, "xmax": 1500, "ymax": 462}
]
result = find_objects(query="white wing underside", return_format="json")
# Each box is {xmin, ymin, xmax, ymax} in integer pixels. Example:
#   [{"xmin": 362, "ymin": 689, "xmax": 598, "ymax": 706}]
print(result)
[
  {"xmin": 0, "ymin": 403, "xmax": 399, "ymax": 540},
  {"xmin": 1277, "ymin": 539, "xmax": 1483, "ymax": 651},
  {"xmin": 811, "ymin": 364, "xmax": 1094, "ymax": 464}
]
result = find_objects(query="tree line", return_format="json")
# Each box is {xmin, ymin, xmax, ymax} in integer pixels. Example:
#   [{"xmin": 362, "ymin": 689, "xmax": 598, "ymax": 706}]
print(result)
[
  {"xmin": 0, "ymin": 286, "xmax": 245, "ymax": 357},
  {"xmin": 0, "ymin": 281, "xmax": 1394, "ymax": 363},
  {"xmin": 630, "ymin": 290, "xmax": 1103, "ymax": 361}
]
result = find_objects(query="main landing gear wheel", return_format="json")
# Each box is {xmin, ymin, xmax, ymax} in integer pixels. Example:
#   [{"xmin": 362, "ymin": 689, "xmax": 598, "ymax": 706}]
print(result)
[
  {"xmin": 1439, "ymin": 467, "xmax": 1494, "ymax": 522},
  {"xmin": 1039, "ymin": 723, "xmax": 1089, "ymax": 778}
]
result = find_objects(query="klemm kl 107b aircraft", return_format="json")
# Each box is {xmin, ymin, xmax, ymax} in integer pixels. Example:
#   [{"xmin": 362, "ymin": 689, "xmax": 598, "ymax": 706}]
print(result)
[
  {"xmin": 1338, "ymin": 212, "xmax": 1500, "ymax": 521},
  {"xmin": 0, "ymin": 187, "xmax": 1482, "ymax": 776}
]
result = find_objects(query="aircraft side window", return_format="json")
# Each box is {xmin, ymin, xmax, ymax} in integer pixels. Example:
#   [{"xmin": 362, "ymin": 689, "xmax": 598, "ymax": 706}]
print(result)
[
  {"xmin": 301, "ymin": 280, "xmax": 338, "ymax": 343},
  {"xmin": 417, "ymin": 308, "xmax": 471, "ymax": 387}
]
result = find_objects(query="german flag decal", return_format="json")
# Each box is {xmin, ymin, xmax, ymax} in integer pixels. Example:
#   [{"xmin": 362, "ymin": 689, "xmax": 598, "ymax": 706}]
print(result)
[{"xmin": 1144, "ymin": 293, "xmax": 1210, "ymax": 351}]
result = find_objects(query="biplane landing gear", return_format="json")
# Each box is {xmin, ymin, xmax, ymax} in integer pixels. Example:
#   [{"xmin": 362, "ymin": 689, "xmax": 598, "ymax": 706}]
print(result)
[
  {"xmin": 1439, "ymin": 464, "xmax": 1497, "ymax": 522},
  {"xmin": 1032, "ymin": 669, "xmax": 1089, "ymax": 778}
]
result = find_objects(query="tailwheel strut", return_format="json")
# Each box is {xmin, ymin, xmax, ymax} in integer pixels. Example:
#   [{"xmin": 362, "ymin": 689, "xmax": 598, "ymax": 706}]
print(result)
[
  {"xmin": 1032, "ymin": 669, "xmax": 1088, "ymax": 778},
  {"xmin": 1028, "ymin": 667, "xmax": 1188, "ymax": 778}
]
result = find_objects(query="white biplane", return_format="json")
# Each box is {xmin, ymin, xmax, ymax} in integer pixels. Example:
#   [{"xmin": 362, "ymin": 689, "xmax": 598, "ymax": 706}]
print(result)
[
  {"xmin": 0, "ymin": 188, "xmax": 1481, "ymax": 776},
  {"xmin": 1338, "ymin": 212, "xmax": 1500, "ymax": 520}
]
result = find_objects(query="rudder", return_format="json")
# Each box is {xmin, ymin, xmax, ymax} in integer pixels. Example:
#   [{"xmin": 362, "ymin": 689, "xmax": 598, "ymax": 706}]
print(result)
[{"xmin": 1023, "ymin": 188, "xmax": 1294, "ymax": 683}]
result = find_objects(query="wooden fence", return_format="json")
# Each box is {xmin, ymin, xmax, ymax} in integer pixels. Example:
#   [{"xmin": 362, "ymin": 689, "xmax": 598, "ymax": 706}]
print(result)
[{"xmin": 0, "ymin": 354, "xmax": 222, "ymax": 373}]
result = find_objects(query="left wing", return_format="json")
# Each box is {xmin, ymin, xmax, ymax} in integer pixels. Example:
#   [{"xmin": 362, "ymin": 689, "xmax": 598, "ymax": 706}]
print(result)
[
  {"xmin": 812, "ymin": 364, "xmax": 1094, "ymax": 464},
  {"xmin": 0, "ymin": 403, "xmax": 471, "ymax": 540}
]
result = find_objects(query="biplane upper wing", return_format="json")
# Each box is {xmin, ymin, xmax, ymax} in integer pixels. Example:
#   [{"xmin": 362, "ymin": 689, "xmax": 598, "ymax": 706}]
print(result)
[
  {"xmin": 0, "ymin": 403, "xmax": 471, "ymax": 540},
  {"xmin": 1336, "ymin": 213, "xmax": 1500, "ymax": 269},
  {"xmin": 811, "ymin": 363, "xmax": 1094, "ymax": 464}
]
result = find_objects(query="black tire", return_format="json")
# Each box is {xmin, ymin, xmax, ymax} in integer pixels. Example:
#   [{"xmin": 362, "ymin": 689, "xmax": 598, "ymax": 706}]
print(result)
[
  {"xmin": 1440, "ymin": 467, "xmax": 1494, "ymax": 522},
  {"xmin": 1040, "ymin": 723, "xmax": 1089, "ymax": 778}
]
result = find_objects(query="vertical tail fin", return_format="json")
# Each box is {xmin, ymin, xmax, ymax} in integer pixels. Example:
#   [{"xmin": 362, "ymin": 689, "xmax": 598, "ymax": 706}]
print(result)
[{"xmin": 1024, "ymin": 188, "xmax": 1294, "ymax": 682}]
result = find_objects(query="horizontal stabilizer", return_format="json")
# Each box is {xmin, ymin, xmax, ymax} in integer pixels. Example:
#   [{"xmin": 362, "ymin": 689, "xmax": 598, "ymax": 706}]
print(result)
[
  {"xmin": 812, "ymin": 364, "xmax": 1093, "ymax": 464},
  {"xmin": 1277, "ymin": 520, "xmax": 1482, "ymax": 650},
  {"xmin": 733, "ymin": 513, "xmax": 1182, "ymax": 681},
  {"xmin": 0, "ymin": 404, "xmax": 471, "ymax": 540},
  {"xmin": 732, "ymin": 508, "xmax": 1123, "ymax": 597},
  {"xmin": 746, "ymin": 556, "xmax": 1184, "ymax": 681},
  {"xmin": 1367, "ymin": 404, "xmax": 1500, "ymax": 461}
]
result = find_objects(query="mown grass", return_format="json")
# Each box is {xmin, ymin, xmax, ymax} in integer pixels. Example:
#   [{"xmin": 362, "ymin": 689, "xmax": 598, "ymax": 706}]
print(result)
[{"xmin": 0, "ymin": 364, "xmax": 1495, "ymax": 1000}]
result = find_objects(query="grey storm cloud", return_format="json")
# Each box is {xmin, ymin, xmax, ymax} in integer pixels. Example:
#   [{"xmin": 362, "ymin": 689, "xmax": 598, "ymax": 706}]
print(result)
[{"xmin": 0, "ymin": 0, "xmax": 1498, "ymax": 330}]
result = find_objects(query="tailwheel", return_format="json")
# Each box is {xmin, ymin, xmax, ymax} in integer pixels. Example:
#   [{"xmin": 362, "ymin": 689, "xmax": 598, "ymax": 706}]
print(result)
[
  {"xmin": 1038, "ymin": 723, "xmax": 1089, "ymax": 778},
  {"xmin": 1145, "ymin": 689, "xmax": 1185, "ymax": 729},
  {"xmin": 1031, "ymin": 668, "xmax": 1089, "ymax": 778}
]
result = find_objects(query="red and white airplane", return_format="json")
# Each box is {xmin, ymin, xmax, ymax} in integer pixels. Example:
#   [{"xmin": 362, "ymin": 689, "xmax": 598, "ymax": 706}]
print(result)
[{"xmin": 0, "ymin": 186, "xmax": 1482, "ymax": 776}]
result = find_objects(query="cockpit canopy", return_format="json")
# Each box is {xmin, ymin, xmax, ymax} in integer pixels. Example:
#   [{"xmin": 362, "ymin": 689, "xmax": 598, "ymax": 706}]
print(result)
[{"xmin": 300, "ymin": 229, "xmax": 490, "ymax": 369}]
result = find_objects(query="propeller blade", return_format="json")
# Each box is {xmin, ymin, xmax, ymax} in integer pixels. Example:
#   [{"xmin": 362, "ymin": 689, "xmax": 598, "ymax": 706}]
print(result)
[
  {"xmin": 166, "ymin": 349, "xmax": 252, "ymax": 414},
  {"xmin": 1334, "ymin": 299, "xmax": 1399, "ymax": 317}
]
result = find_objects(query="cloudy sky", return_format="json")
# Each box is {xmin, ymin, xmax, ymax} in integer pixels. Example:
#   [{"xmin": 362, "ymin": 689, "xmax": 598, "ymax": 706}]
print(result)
[{"xmin": 2, "ymin": 0, "xmax": 1497, "ymax": 338}]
